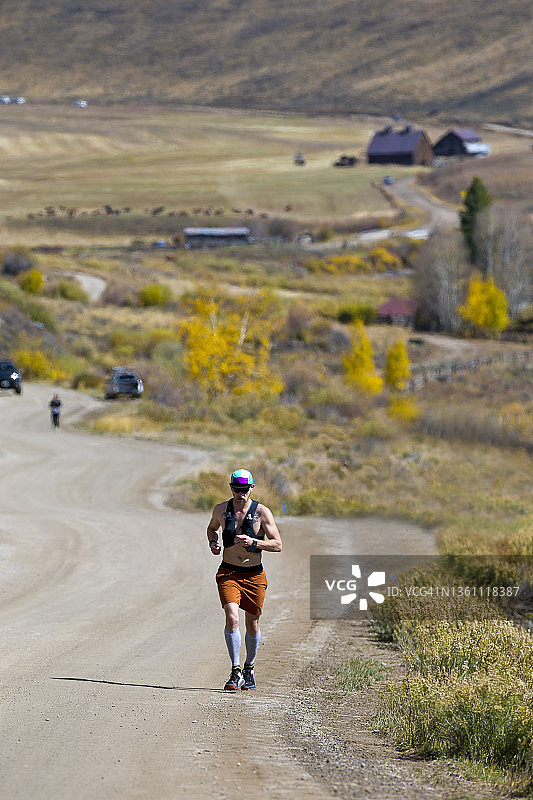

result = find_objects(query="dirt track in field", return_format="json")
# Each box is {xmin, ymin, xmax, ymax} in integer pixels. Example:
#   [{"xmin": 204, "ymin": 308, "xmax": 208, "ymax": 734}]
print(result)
[{"xmin": 0, "ymin": 383, "xmax": 501, "ymax": 800}]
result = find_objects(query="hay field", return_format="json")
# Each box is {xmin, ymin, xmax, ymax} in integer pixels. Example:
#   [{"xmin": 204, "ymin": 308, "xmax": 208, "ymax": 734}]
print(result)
[
  {"xmin": 0, "ymin": 104, "xmax": 528, "ymax": 247},
  {"xmin": 0, "ymin": 106, "xmax": 398, "ymax": 230}
]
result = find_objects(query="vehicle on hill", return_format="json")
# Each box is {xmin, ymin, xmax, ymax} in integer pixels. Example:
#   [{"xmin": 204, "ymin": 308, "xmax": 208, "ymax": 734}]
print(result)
[
  {"xmin": 0, "ymin": 360, "xmax": 22, "ymax": 394},
  {"xmin": 105, "ymin": 367, "xmax": 143, "ymax": 400}
]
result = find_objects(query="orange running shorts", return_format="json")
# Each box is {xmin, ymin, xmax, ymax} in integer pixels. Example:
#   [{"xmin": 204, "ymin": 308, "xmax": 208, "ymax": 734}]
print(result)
[{"xmin": 216, "ymin": 564, "xmax": 268, "ymax": 616}]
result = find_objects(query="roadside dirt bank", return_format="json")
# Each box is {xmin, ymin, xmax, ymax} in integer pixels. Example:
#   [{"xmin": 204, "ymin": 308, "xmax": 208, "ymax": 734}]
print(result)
[{"xmin": 0, "ymin": 383, "xmax": 506, "ymax": 800}]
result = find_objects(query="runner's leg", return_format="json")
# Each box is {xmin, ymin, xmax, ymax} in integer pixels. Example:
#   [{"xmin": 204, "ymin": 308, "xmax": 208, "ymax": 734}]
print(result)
[
  {"xmin": 223, "ymin": 602, "xmax": 241, "ymax": 666},
  {"xmin": 244, "ymin": 612, "xmax": 261, "ymax": 664}
]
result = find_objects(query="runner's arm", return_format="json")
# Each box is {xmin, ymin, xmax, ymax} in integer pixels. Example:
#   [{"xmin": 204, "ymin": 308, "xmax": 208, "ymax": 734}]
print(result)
[
  {"xmin": 237, "ymin": 504, "xmax": 282, "ymax": 553},
  {"xmin": 206, "ymin": 503, "xmax": 224, "ymax": 554}
]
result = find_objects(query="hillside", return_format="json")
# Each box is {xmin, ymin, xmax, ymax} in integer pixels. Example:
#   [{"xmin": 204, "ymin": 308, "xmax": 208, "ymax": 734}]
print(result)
[{"xmin": 1, "ymin": 0, "xmax": 532, "ymax": 125}]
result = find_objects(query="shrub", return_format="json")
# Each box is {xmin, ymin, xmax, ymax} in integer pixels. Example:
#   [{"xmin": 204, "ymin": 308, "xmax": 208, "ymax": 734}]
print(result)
[
  {"xmin": 55, "ymin": 278, "xmax": 89, "ymax": 302},
  {"xmin": 315, "ymin": 226, "xmax": 335, "ymax": 242},
  {"xmin": 369, "ymin": 246, "xmax": 402, "ymax": 272},
  {"xmin": 0, "ymin": 280, "xmax": 57, "ymax": 331},
  {"xmin": 337, "ymin": 303, "xmax": 376, "ymax": 324},
  {"xmin": 139, "ymin": 282, "xmax": 172, "ymax": 307},
  {"xmin": 71, "ymin": 336, "xmax": 98, "ymax": 360},
  {"xmin": 267, "ymin": 217, "xmax": 299, "ymax": 241},
  {"xmin": 387, "ymin": 395, "xmax": 419, "ymax": 421},
  {"xmin": 281, "ymin": 361, "xmax": 323, "ymax": 401},
  {"xmin": 257, "ymin": 405, "xmax": 306, "ymax": 432},
  {"xmin": 283, "ymin": 303, "xmax": 315, "ymax": 341},
  {"xmin": 72, "ymin": 373, "xmax": 102, "ymax": 391},
  {"xmin": 18, "ymin": 268, "xmax": 44, "ymax": 295},
  {"xmin": 13, "ymin": 347, "xmax": 67, "ymax": 381},
  {"xmin": 101, "ymin": 279, "xmax": 138, "ymax": 306},
  {"xmin": 326, "ymin": 254, "xmax": 369, "ymax": 274},
  {"xmin": 2, "ymin": 246, "xmax": 34, "ymax": 275}
]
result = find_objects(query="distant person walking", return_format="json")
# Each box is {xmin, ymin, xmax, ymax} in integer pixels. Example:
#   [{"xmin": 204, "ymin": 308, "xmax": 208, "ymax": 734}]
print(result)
[
  {"xmin": 49, "ymin": 393, "xmax": 62, "ymax": 430},
  {"xmin": 206, "ymin": 469, "xmax": 282, "ymax": 691}
]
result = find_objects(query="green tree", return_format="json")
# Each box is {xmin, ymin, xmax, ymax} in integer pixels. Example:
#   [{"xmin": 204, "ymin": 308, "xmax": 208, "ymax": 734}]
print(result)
[
  {"xmin": 458, "ymin": 272, "xmax": 508, "ymax": 336},
  {"xmin": 459, "ymin": 176, "xmax": 492, "ymax": 264},
  {"xmin": 384, "ymin": 339, "xmax": 410, "ymax": 391},
  {"xmin": 342, "ymin": 321, "xmax": 383, "ymax": 395}
]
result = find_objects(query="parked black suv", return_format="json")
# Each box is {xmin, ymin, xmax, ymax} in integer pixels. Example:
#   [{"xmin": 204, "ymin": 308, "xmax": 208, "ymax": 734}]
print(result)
[
  {"xmin": 105, "ymin": 367, "xmax": 144, "ymax": 399},
  {"xmin": 0, "ymin": 360, "xmax": 22, "ymax": 394}
]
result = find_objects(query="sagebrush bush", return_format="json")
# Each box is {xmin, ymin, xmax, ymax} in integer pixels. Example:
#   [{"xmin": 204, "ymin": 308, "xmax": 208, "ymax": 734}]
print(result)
[
  {"xmin": 139, "ymin": 283, "xmax": 172, "ymax": 307},
  {"xmin": 55, "ymin": 278, "xmax": 89, "ymax": 303},
  {"xmin": 0, "ymin": 280, "xmax": 57, "ymax": 331},
  {"xmin": 337, "ymin": 303, "xmax": 376, "ymax": 324},
  {"xmin": 283, "ymin": 302, "xmax": 315, "ymax": 342},
  {"xmin": 101, "ymin": 278, "xmax": 138, "ymax": 306},
  {"xmin": 257, "ymin": 404, "xmax": 306, "ymax": 432},
  {"xmin": 1, "ymin": 246, "xmax": 34, "ymax": 275},
  {"xmin": 72, "ymin": 373, "xmax": 102, "ymax": 391}
]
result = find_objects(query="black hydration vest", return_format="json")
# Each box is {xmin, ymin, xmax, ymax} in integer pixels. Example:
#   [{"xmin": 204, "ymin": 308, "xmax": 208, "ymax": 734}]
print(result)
[{"xmin": 222, "ymin": 498, "xmax": 263, "ymax": 551}]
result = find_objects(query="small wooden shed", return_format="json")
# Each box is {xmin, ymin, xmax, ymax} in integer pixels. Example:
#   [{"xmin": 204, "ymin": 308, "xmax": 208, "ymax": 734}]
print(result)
[
  {"xmin": 377, "ymin": 298, "xmax": 418, "ymax": 327},
  {"xmin": 184, "ymin": 227, "xmax": 253, "ymax": 248},
  {"xmin": 433, "ymin": 128, "xmax": 489, "ymax": 157}
]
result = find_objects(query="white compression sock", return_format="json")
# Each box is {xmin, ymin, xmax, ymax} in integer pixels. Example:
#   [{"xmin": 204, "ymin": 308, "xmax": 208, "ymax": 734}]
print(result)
[
  {"xmin": 245, "ymin": 630, "xmax": 261, "ymax": 666},
  {"xmin": 224, "ymin": 627, "xmax": 241, "ymax": 667}
]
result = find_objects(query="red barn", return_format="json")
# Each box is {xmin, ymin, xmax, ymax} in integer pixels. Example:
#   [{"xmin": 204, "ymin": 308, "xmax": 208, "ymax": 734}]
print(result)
[{"xmin": 377, "ymin": 298, "xmax": 418, "ymax": 327}]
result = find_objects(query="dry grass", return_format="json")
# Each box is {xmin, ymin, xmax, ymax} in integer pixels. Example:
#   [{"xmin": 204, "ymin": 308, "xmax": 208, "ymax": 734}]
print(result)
[
  {"xmin": 422, "ymin": 150, "xmax": 533, "ymax": 217},
  {"xmin": 0, "ymin": 105, "xmax": 528, "ymax": 248},
  {"xmin": 0, "ymin": 1, "xmax": 531, "ymax": 124}
]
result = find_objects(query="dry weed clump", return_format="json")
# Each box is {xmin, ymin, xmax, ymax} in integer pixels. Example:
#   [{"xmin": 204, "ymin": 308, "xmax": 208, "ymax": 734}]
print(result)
[
  {"xmin": 379, "ymin": 619, "xmax": 533, "ymax": 785},
  {"xmin": 91, "ymin": 414, "xmax": 140, "ymax": 435},
  {"xmin": 417, "ymin": 403, "xmax": 533, "ymax": 452}
]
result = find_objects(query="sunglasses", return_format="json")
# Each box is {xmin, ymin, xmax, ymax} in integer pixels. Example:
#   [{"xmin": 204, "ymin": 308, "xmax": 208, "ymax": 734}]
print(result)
[{"xmin": 231, "ymin": 485, "xmax": 251, "ymax": 493}]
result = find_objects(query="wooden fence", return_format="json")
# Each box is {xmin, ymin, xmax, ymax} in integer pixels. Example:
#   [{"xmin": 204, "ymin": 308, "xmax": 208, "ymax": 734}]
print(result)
[{"xmin": 402, "ymin": 350, "xmax": 532, "ymax": 393}]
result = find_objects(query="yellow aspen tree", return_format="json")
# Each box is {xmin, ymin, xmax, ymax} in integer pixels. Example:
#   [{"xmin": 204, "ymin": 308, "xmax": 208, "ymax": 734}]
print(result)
[
  {"xmin": 384, "ymin": 339, "xmax": 410, "ymax": 391},
  {"xmin": 342, "ymin": 320, "xmax": 383, "ymax": 395},
  {"xmin": 180, "ymin": 291, "xmax": 282, "ymax": 400},
  {"xmin": 458, "ymin": 272, "xmax": 508, "ymax": 336}
]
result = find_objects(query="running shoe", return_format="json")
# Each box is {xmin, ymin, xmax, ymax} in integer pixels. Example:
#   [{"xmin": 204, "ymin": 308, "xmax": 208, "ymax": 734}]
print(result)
[
  {"xmin": 241, "ymin": 665, "xmax": 256, "ymax": 690},
  {"xmin": 224, "ymin": 667, "xmax": 244, "ymax": 691}
]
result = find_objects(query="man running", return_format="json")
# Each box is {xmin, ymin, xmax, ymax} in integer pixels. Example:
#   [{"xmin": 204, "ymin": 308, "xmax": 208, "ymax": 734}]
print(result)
[
  {"xmin": 207, "ymin": 468, "xmax": 282, "ymax": 691},
  {"xmin": 49, "ymin": 393, "xmax": 62, "ymax": 429}
]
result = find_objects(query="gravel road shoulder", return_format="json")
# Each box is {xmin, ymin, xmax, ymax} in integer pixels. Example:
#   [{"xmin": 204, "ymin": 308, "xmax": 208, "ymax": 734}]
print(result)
[{"xmin": 286, "ymin": 620, "xmax": 509, "ymax": 800}]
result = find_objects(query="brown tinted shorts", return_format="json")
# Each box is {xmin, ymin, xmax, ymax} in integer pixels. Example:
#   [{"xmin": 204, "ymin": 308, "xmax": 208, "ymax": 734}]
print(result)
[{"xmin": 216, "ymin": 563, "xmax": 268, "ymax": 616}]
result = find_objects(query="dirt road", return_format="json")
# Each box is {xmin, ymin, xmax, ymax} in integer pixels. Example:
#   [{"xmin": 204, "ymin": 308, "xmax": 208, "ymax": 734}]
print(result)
[
  {"xmin": 0, "ymin": 383, "xmax": 442, "ymax": 800},
  {"xmin": 386, "ymin": 177, "xmax": 459, "ymax": 231}
]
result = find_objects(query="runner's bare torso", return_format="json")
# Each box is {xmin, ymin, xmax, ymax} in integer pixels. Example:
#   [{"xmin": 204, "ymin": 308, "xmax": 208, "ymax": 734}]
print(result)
[{"xmin": 207, "ymin": 496, "xmax": 281, "ymax": 566}]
